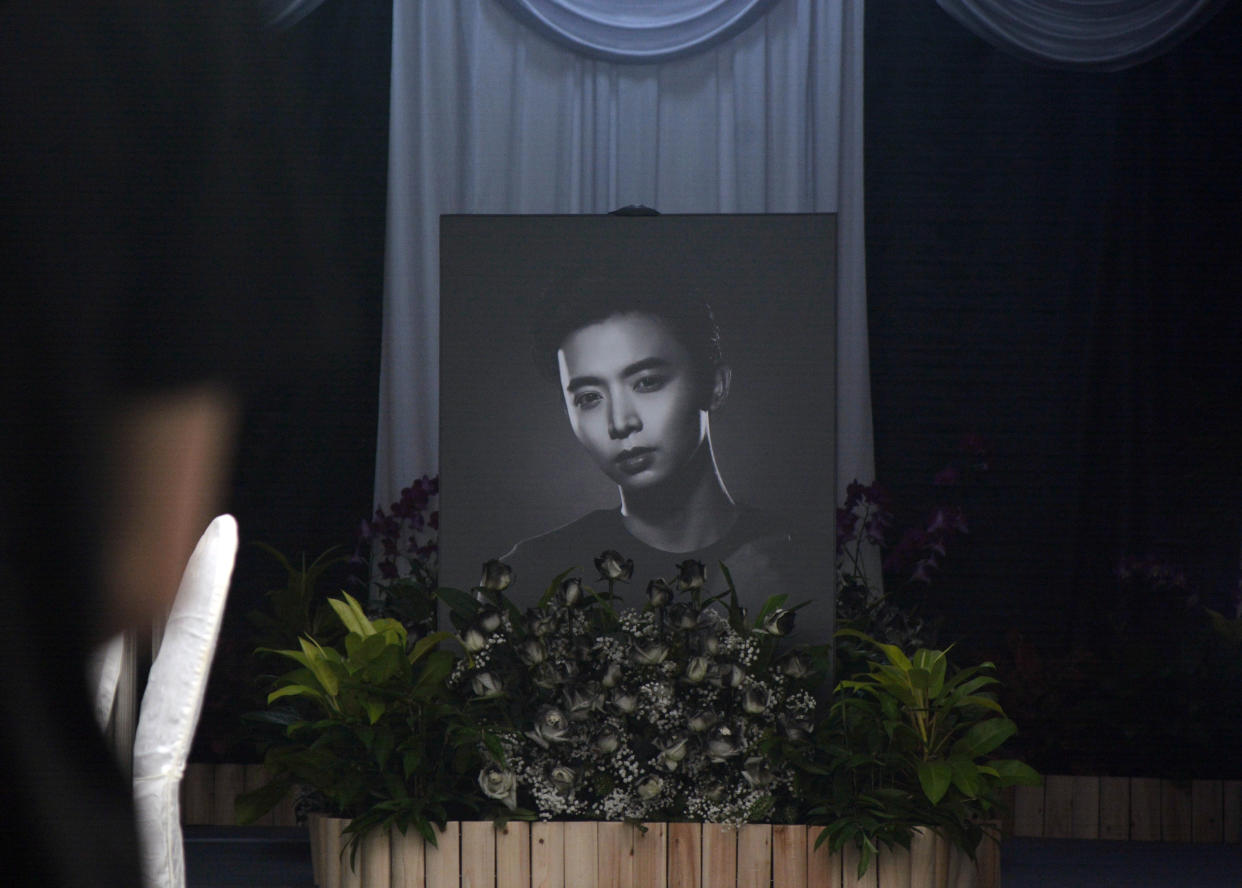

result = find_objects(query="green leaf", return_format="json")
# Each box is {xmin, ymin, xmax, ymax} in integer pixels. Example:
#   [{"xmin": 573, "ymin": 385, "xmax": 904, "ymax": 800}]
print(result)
[
  {"xmin": 954, "ymin": 695, "xmax": 1005, "ymax": 715},
  {"xmin": 908, "ymin": 667, "xmax": 931, "ymax": 691},
  {"xmin": 948, "ymin": 754, "xmax": 981, "ymax": 798},
  {"xmin": 267, "ymin": 683, "xmax": 324, "ymax": 705},
  {"xmin": 944, "ymin": 674, "xmax": 998, "ymax": 699},
  {"xmin": 410, "ymin": 630, "xmax": 453, "ymax": 664},
  {"xmin": 873, "ymin": 640, "xmax": 913, "ymax": 672},
  {"xmin": 362, "ymin": 697, "xmax": 387, "ymax": 725},
  {"xmin": 414, "ymin": 650, "xmax": 455, "ymax": 690},
  {"xmin": 297, "ymin": 637, "xmax": 340, "ymax": 696},
  {"xmin": 752, "ymin": 593, "xmax": 790, "ymax": 626},
  {"xmin": 234, "ymin": 777, "xmax": 292, "ymax": 825},
  {"xmin": 435, "ymin": 587, "xmax": 480, "ymax": 623},
  {"xmin": 482, "ymin": 732, "xmax": 506, "ymax": 764},
  {"xmin": 917, "ymin": 760, "xmax": 953, "ymax": 804},
  {"xmin": 402, "ymin": 749, "xmax": 422, "ymax": 779},
  {"xmin": 373, "ymin": 730, "xmax": 395, "ymax": 770},
  {"xmin": 345, "ymin": 632, "xmax": 389, "ymax": 670},
  {"xmin": 910, "ymin": 648, "xmax": 944, "ymax": 674},
  {"xmin": 329, "ymin": 593, "xmax": 374, "ymax": 637},
  {"xmin": 856, "ymin": 839, "xmax": 874, "ymax": 879},
  {"xmin": 952, "ymin": 718, "xmax": 1017, "ymax": 759},
  {"xmin": 990, "ymin": 759, "xmax": 1042, "ymax": 786},
  {"xmin": 927, "ymin": 653, "xmax": 948, "ymax": 698}
]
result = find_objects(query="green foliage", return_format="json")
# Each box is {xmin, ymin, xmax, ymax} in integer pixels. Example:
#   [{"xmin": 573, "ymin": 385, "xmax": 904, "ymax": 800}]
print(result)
[
  {"xmin": 799, "ymin": 630, "xmax": 1040, "ymax": 878},
  {"xmin": 236, "ymin": 591, "xmax": 494, "ymax": 848},
  {"xmin": 246, "ymin": 543, "xmax": 349, "ymax": 655}
]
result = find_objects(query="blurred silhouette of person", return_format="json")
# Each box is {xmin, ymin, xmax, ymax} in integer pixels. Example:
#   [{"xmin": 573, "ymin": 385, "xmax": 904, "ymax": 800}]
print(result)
[{"xmin": 1, "ymin": 2, "xmax": 350, "ymax": 885}]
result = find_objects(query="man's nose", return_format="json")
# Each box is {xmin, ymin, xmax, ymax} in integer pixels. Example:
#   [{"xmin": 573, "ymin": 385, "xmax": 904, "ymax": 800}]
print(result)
[{"xmin": 608, "ymin": 394, "xmax": 641, "ymax": 439}]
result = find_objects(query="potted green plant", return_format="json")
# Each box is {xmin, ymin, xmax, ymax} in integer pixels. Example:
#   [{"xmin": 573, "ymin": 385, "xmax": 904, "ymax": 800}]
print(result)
[
  {"xmin": 799, "ymin": 629, "xmax": 1040, "ymax": 883},
  {"xmin": 236, "ymin": 592, "xmax": 492, "ymax": 848}
]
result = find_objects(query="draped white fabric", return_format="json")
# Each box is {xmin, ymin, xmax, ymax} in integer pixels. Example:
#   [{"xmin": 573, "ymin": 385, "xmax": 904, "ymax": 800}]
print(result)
[
  {"xmin": 493, "ymin": 0, "xmax": 783, "ymax": 62},
  {"xmin": 377, "ymin": 0, "xmax": 871, "ymax": 506},
  {"xmin": 935, "ymin": 0, "xmax": 1228, "ymax": 69}
]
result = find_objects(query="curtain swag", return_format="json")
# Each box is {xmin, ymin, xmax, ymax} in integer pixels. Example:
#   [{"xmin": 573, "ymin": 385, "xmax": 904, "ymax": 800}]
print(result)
[
  {"xmin": 494, "ymin": 0, "xmax": 783, "ymax": 62},
  {"xmin": 936, "ymin": 0, "xmax": 1229, "ymax": 70}
]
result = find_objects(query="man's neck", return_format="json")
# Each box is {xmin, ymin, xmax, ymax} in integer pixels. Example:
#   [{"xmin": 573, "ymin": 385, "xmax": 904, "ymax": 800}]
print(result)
[{"xmin": 618, "ymin": 447, "xmax": 737, "ymax": 552}]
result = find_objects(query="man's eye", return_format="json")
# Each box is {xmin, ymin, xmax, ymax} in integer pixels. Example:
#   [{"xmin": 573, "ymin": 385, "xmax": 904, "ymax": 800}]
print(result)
[
  {"xmin": 634, "ymin": 375, "xmax": 666, "ymax": 393},
  {"xmin": 574, "ymin": 391, "xmax": 603, "ymax": 409}
]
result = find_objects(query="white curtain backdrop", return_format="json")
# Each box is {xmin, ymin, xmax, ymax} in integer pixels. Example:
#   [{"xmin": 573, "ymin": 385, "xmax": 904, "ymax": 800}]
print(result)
[{"xmin": 376, "ymin": 0, "xmax": 870, "ymax": 510}]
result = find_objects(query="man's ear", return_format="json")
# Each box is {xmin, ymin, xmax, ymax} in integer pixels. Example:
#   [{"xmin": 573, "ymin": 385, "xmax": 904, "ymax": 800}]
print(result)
[{"xmin": 707, "ymin": 364, "xmax": 731, "ymax": 411}]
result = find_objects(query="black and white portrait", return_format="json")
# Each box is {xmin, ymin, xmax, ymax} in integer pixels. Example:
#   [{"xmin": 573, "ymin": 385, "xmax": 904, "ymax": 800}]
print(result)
[{"xmin": 440, "ymin": 213, "xmax": 837, "ymax": 642}]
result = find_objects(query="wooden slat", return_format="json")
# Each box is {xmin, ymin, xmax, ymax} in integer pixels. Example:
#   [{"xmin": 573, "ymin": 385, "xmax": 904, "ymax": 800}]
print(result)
[
  {"xmin": 342, "ymin": 836, "xmax": 363, "ymax": 888},
  {"xmin": 182, "ymin": 762, "xmax": 214, "ymax": 825},
  {"xmin": 1042, "ymin": 775, "xmax": 1074, "ymax": 839},
  {"xmin": 702, "ymin": 823, "xmax": 737, "ymax": 888},
  {"xmin": 563, "ymin": 822, "xmax": 597, "ymax": 888},
  {"xmin": 634, "ymin": 822, "xmax": 667, "ymax": 888},
  {"xmin": 947, "ymin": 841, "xmax": 976, "ymax": 888},
  {"xmin": 1070, "ymin": 776, "xmax": 1100, "ymax": 839},
  {"xmin": 270, "ymin": 772, "xmax": 298, "ymax": 827},
  {"xmin": 667, "ymin": 821, "xmax": 701, "ymax": 888},
  {"xmin": 932, "ymin": 831, "xmax": 951, "ymax": 888},
  {"xmin": 596, "ymin": 822, "xmax": 632, "ymax": 888},
  {"xmin": 840, "ymin": 841, "xmax": 877, "ymax": 888},
  {"xmin": 875, "ymin": 839, "xmax": 909, "ymax": 888},
  {"xmin": 975, "ymin": 828, "xmax": 1001, "ymax": 888},
  {"xmin": 1099, "ymin": 777, "xmax": 1130, "ymax": 840},
  {"xmin": 1161, "ymin": 780, "xmax": 1193, "ymax": 842},
  {"xmin": 531, "ymin": 822, "xmax": 564, "ymax": 888},
  {"xmin": 392, "ymin": 824, "xmax": 427, "ymax": 888},
  {"xmin": 1192, "ymin": 780, "xmax": 1224, "ymax": 844},
  {"xmin": 807, "ymin": 827, "xmax": 839, "ymax": 888},
  {"xmin": 737, "ymin": 824, "xmax": 772, "ymax": 888},
  {"xmin": 1224, "ymin": 781, "xmax": 1242, "ymax": 843},
  {"xmin": 462, "ymin": 820, "xmax": 496, "ymax": 888},
  {"xmin": 1012, "ymin": 784, "xmax": 1045, "ymax": 837},
  {"xmin": 211, "ymin": 763, "xmax": 245, "ymax": 827},
  {"xmin": 907, "ymin": 828, "xmax": 935, "ymax": 888},
  {"xmin": 362, "ymin": 830, "xmax": 391, "ymax": 888},
  {"xmin": 308, "ymin": 815, "xmax": 324, "ymax": 888},
  {"xmin": 1130, "ymin": 778, "xmax": 1162, "ymax": 841},
  {"xmin": 322, "ymin": 816, "xmax": 343, "ymax": 888},
  {"xmin": 426, "ymin": 821, "xmax": 461, "ymax": 888},
  {"xmin": 242, "ymin": 764, "xmax": 274, "ymax": 826},
  {"xmin": 496, "ymin": 821, "xmax": 531, "ymax": 888},
  {"xmin": 773, "ymin": 825, "xmax": 807, "ymax": 888}
]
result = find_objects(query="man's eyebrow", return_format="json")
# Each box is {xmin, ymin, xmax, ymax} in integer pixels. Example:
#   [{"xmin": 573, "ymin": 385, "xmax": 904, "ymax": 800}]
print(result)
[
  {"xmin": 622, "ymin": 357, "xmax": 671, "ymax": 378},
  {"xmin": 565, "ymin": 374, "xmax": 603, "ymax": 393},
  {"xmin": 565, "ymin": 357, "xmax": 672, "ymax": 393}
]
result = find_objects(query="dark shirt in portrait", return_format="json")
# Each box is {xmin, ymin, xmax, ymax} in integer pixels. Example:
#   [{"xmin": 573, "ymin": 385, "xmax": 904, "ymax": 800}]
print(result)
[{"xmin": 503, "ymin": 507, "xmax": 835, "ymax": 645}]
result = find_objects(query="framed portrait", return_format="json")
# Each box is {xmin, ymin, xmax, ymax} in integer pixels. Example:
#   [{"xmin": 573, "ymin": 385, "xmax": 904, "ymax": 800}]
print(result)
[{"xmin": 440, "ymin": 213, "xmax": 836, "ymax": 642}]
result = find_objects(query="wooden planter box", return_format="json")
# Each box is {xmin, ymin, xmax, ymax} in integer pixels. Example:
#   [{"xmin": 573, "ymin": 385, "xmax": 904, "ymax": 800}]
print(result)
[{"xmin": 308, "ymin": 816, "xmax": 998, "ymax": 888}]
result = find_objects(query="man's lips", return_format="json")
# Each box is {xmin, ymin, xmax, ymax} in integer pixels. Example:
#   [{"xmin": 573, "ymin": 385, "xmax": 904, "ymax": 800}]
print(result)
[
  {"xmin": 615, "ymin": 446, "xmax": 655, "ymax": 463},
  {"xmin": 614, "ymin": 447, "xmax": 656, "ymax": 474}
]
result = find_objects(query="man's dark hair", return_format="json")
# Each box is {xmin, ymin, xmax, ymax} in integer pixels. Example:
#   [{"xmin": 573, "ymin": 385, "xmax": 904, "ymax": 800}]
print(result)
[{"xmin": 529, "ymin": 265, "xmax": 725, "ymax": 386}]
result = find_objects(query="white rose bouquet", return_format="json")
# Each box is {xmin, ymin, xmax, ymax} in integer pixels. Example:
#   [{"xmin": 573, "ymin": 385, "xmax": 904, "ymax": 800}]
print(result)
[{"xmin": 442, "ymin": 552, "xmax": 830, "ymax": 825}]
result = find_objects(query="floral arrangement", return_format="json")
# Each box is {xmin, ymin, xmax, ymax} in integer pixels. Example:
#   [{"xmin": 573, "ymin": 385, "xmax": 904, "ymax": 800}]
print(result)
[
  {"xmin": 442, "ymin": 554, "xmax": 830, "ymax": 825},
  {"xmin": 240, "ymin": 461, "xmax": 1039, "ymax": 876}
]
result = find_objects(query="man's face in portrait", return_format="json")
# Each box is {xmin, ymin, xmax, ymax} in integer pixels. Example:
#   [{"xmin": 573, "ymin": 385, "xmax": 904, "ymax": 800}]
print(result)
[{"xmin": 557, "ymin": 312, "xmax": 709, "ymax": 492}]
